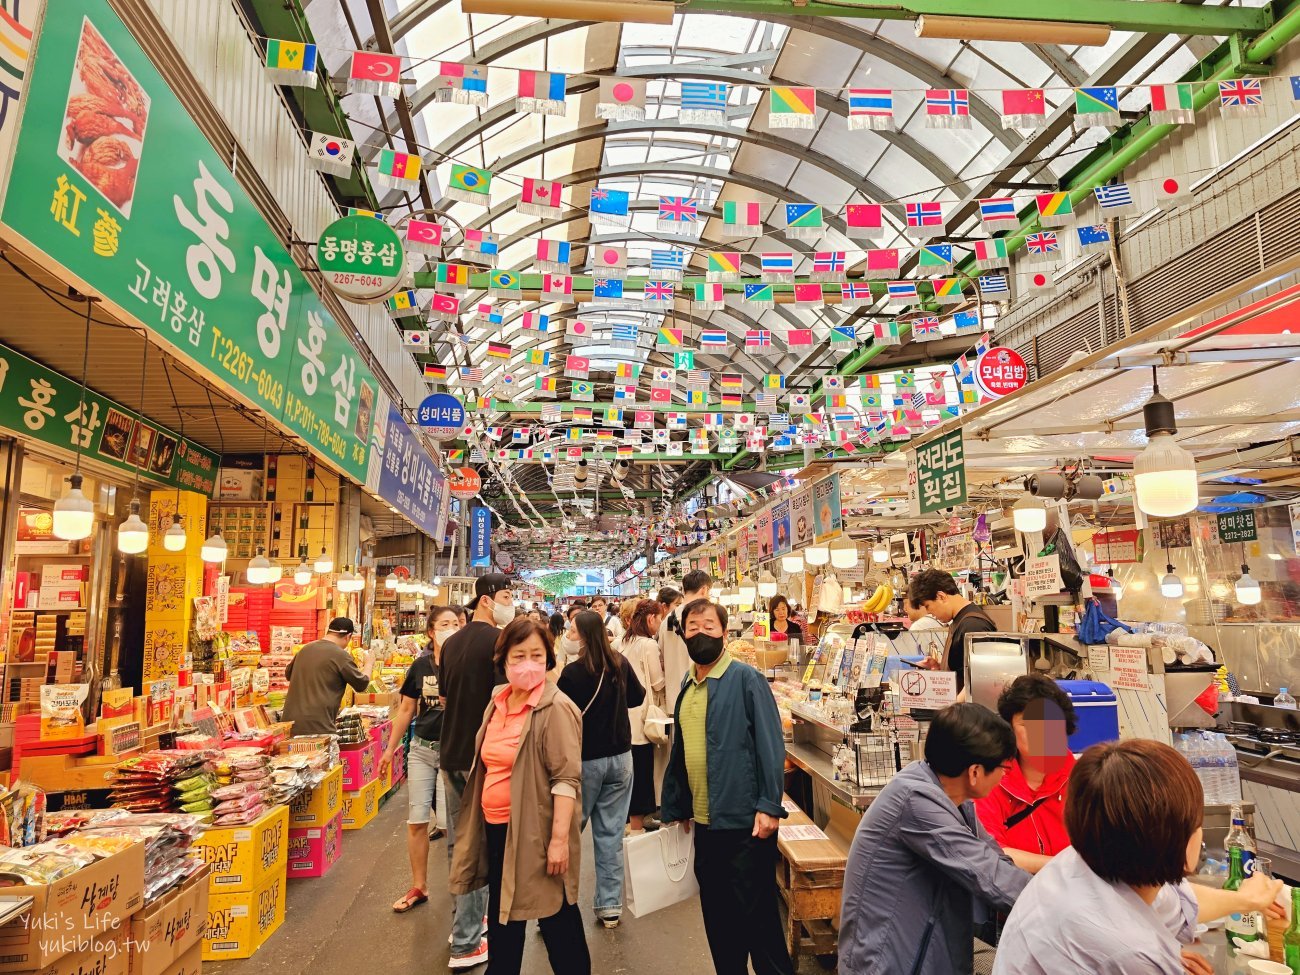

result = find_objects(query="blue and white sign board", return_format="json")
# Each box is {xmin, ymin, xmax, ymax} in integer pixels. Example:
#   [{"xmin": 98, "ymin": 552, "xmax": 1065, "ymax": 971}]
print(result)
[
  {"xmin": 378, "ymin": 404, "xmax": 445, "ymax": 540},
  {"xmin": 417, "ymin": 392, "xmax": 466, "ymax": 442},
  {"xmin": 471, "ymin": 506, "xmax": 492, "ymax": 567}
]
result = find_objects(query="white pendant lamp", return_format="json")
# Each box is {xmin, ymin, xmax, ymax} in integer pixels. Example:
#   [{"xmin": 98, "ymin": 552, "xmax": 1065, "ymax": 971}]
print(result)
[
  {"xmin": 737, "ymin": 575, "xmax": 757, "ymax": 604},
  {"xmin": 830, "ymin": 535, "xmax": 859, "ymax": 569},
  {"xmin": 1160, "ymin": 565, "xmax": 1184, "ymax": 598},
  {"xmin": 337, "ymin": 566, "xmax": 365, "ymax": 593},
  {"xmin": 247, "ymin": 547, "xmax": 274, "ymax": 585},
  {"xmin": 1134, "ymin": 376, "xmax": 1198, "ymax": 517},
  {"xmin": 1236, "ymin": 564, "xmax": 1261, "ymax": 605},
  {"xmin": 781, "ymin": 552, "xmax": 804, "ymax": 574},
  {"xmin": 163, "ymin": 515, "xmax": 187, "ymax": 552},
  {"xmin": 804, "ymin": 542, "xmax": 830, "ymax": 567},
  {"xmin": 313, "ymin": 548, "xmax": 334, "ymax": 574},
  {"xmin": 293, "ymin": 560, "xmax": 313, "ymax": 586},
  {"xmin": 757, "ymin": 570, "xmax": 778, "ymax": 599},
  {"xmin": 52, "ymin": 474, "xmax": 95, "ymax": 540},
  {"xmin": 1012, "ymin": 492, "xmax": 1047, "ymax": 534},
  {"xmin": 201, "ymin": 532, "xmax": 228, "ymax": 563},
  {"xmin": 384, "ymin": 573, "xmax": 400, "ymax": 590},
  {"xmin": 872, "ymin": 541, "xmax": 889, "ymax": 564},
  {"xmin": 116, "ymin": 499, "xmax": 149, "ymax": 554},
  {"xmin": 1107, "ymin": 568, "xmax": 1123, "ymax": 600}
]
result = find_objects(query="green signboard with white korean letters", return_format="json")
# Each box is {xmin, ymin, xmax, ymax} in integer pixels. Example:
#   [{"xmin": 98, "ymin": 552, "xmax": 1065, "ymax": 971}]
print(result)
[
  {"xmin": 910, "ymin": 429, "xmax": 967, "ymax": 515},
  {"xmin": 0, "ymin": 0, "xmax": 381, "ymax": 482}
]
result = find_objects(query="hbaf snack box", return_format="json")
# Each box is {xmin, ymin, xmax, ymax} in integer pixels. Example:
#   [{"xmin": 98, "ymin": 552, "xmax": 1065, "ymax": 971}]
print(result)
[
  {"xmin": 287, "ymin": 812, "xmax": 343, "ymax": 879},
  {"xmin": 288, "ymin": 764, "xmax": 343, "ymax": 827},
  {"xmin": 0, "ymin": 843, "xmax": 145, "ymax": 972},
  {"xmin": 341, "ymin": 778, "xmax": 382, "ymax": 830},
  {"xmin": 190, "ymin": 804, "xmax": 288, "ymax": 892},
  {"xmin": 340, "ymin": 739, "xmax": 380, "ymax": 791},
  {"xmin": 128, "ymin": 865, "xmax": 209, "ymax": 975},
  {"xmin": 202, "ymin": 865, "xmax": 286, "ymax": 961}
]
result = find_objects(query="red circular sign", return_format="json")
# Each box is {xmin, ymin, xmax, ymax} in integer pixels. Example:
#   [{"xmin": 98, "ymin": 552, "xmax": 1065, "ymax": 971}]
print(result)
[
  {"xmin": 448, "ymin": 467, "xmax": 481, "ymax": 500},
  {"xmin": 974, "ymin": 346, "xmax": 1028, "ymax": 399}
]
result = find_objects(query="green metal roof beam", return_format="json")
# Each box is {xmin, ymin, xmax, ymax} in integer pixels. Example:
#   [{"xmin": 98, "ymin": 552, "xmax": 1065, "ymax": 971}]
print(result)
[{"xmin": 679, "ymin": 0, "xmax": 1268, "ymax": 36}]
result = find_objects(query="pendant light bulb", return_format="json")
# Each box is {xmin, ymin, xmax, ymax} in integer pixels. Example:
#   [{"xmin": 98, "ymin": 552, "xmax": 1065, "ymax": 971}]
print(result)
[
  {"xmin": 385, "ymin": 574, "xmax": 400, "ymax": 590},
  {"xmin": 163, "ymin": 515, "xmax": 187, "ymax": 552},
  {"xmin": 737, "ymin": 576, "xmax": 757, "ymax": 605},
  {"xmin": 314, "ymin": 548, "xmax": 334, "ymax": 574},
  {"xmin": 1236, "ymin": 564, "xmax": 1262, "ymax": 606},
  {"xmin": 116, "ymin": 499, "xmax": 149, "ymax": 555},
  {"xmin": 872, "ymin": 541, "xmax": 889, "ymax": 564},
  {"xmin": 830, "ymin": 535, "xmax": 859, "ymax": 569},
  {"xmin": 337, "ymin": 565, "xmax": 365, "ymax": 593},
  {"xmin": 52, "ymin": 474, "xmax": 94, "ymax": 541},
  {"xmin": 757, "ymin": 570, "xmax": 778, "ymax": 599},
  {"xmin": 781, "ymin": 553, "xmax": 804, "ymax": 574},
  {"xmin": 200, "ymin": 531, "xmax": 227, "ymax": 563},
  {"xmin": 1012, "ymin": 492, "xmax": 1047, "ymax": 534},
  {"xmin": 1134, "ymin": 382, "xmax": 1198, "ymax": 517},
  {"xmin": 294, "ymin": 561, "xmax": 313, "ymax": 586},
  {"xmin": 247, "ymin": 547, "xmax": 273, "ymax": 585},
  {"xmin": 1160, "ymin": 564, "xmax": 1184, "ymax": 599},
  {"xmin": 804, "ymin": 543, "xmax": 830, "ymax": 567}
]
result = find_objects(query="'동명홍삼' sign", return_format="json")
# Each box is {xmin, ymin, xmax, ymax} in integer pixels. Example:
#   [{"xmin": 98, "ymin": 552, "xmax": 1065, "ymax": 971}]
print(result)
[{"xmin": 0, "ymin": 1, "xmax": 382, "ymax": 483}]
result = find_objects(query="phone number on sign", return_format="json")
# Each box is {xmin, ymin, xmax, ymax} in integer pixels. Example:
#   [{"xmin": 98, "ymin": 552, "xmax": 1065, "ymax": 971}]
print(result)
[
  {"xmin": 210, "ymin": 326, "xmax": 285, "ymax": 410},
  {"xmin": 325, "ymin": 271, "xmax": 389, "ymax": 289}
]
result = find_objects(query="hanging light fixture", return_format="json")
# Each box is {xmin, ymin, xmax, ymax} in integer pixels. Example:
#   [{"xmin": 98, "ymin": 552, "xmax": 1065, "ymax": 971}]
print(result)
[
  {"xmin": 116, "ymin": 499, "xmax": 149, "ymax": 554},
  {"xmin": 1236, "ymin": 564, "xmax": 1261, "ymax": 605},
  {"xmin": 872, "ymin": 541, "xmax": 889, "ymax": 564},
  {"xmin": 737, "ymin": 575, "xmax": 757, "ymax": 605},
  {"xmin": 293, "ymin": 558, "xmax": 314, "ymax": 586},
  {"xmin": 337, "ymin": 566, "xmax": 365, "ymax": 593},
  {"xmin": 266, "ymin": 557, "xmax": 283, "ymax": 584},
  {"xmin": 804, "ymin": 542, "xmax": 830, "ymax": 567},
  {"xmin": 163, "ymin": 515, "xmax": 187, "ymax": 552},
  {"xmin": 757, "ymin": 570, "xmax": 778, "ymax": 599},
  {"xmin": 1134, "ymin": 369, "xmax": 1198, "ymax": 517},
  {"xmin": 1160, "ymin": 565, "xmax": 1183, "ymax": 598},
  {"xmin": 1012, "ymin": 492, "xmax": 1047, "ymax": 534},
  {"xmin": 54, "ymin": 299, "xmax": 97, "ymax": 541},
  {"xmin": 201, "ymin": 531, "xmax": 228, "ymax": 563},
  {"xmin": 781, "ymin": 552, "xmax": 804, "ymax": 574},
  {"xmin": 313, "ymin": 547, "xmax": 334, "ymax": 574},
  {"xmin": 247, "ymin": 546, "xmax": 273, "ymax": 585},
  {"xmin": 1107, "ymin": 567, "xmax": 1124, "ymax": 600},
  {"xmin": 384, "ymin": 573, "xmax": 400, "ymax": 590},
  {"xmin": 830, "ymin": 535, "xmax": 859, "ymax": 569}
]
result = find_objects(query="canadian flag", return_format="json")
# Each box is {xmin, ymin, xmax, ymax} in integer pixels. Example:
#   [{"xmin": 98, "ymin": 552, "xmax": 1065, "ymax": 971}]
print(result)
[{"xmin": 522, "ymin": 178, "xmax": 562, "ymax": 212}]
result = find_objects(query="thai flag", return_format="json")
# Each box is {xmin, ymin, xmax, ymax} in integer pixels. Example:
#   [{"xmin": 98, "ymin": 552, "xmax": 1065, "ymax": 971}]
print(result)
[
  {"xmin": 761, "ymin": 252, "xmax": 795, "ymax": 274},
  {"xmin": 887, "ymin": 281, "xmax": 919, "ymax": 300},
  {"xmin": 978, "ymin": 197, "xmax": 1017, "ymax": 223},
  {"xmin": 701, "ymin": 329, "xmax": 729, "ymax": 347},
  {"xmin": 848, "ymin": 88, "xmax": 892, "ymax": 117}
]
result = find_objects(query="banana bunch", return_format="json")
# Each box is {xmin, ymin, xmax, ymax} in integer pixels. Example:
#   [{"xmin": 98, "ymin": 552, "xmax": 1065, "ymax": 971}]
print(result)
[{"xmin": 863, "ymin": 583, "xmax": 894, "ymax": 613}]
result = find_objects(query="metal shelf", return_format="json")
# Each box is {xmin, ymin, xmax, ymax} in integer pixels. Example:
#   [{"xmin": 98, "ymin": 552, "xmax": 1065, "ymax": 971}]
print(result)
[{"xmin": 785, "ymin": 739, "xmax": 878, "ymax": 809}]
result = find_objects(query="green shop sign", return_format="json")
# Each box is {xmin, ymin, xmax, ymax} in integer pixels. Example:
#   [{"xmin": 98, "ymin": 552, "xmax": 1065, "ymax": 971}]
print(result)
[
  {"xmin": 0, "ymin": 0, "xmax": 381, "ymax": 483},
  {"xmin": 0, "ymin": 342, "xmax": 218, "ymax": 492},
  {"xmin": 317, "ymin": 214, "xmax": 405, "ymax": 301},
  {"xmin": 909, "ymin": 429, "xmax": 967, "ymax": 515}
]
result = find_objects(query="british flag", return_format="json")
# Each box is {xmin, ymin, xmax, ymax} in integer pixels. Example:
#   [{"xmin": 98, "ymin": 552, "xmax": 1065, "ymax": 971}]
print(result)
[
  {"xmin": 644, "ymin": 280, "xmax": 675, "ymax": 301},
  {"xmin": 1218, "ymin": 79, "xmax": 1263, "ymax": 109},
  {"xmin": 913, "ymin": 316, "xmax": 941, "ymax": 338},
  {"xmin": 905, "ymin": 201, "xmax": 944, "ymax": 229},
  {"xmin": 813, "ymin": 251, "xmax": 846, "ymax": 274},
  {"xmin": 658, "ymin": 196, "xmax": 699, "ymax": 223},
  {"xmin": 1025, "ymin": 231, "xmax": 1059, "ymax": 256}
]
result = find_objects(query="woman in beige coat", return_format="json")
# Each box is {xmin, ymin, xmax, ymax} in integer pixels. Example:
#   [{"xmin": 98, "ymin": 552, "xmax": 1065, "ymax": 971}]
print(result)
[{"xmin": 448, "ymin": 618, "xmax": 590, "ymax": 975}]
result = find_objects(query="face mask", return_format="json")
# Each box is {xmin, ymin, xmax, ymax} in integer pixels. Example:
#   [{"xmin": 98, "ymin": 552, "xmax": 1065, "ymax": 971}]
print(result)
[
  {"xmin": 685, "ymin": 633, "xmax": 725, "ymax": 666},
  {"xmin": 506, "ymin": 660, "xmax": 546, "ymax": 692},
  {"xmin": 433, "ymin": 629, "xmax": 452, "ymax": 647},
  {"xmin": 560, "ymin": 635, "xmax": 579, "ymax": 653},
  {"xmin": 492, "ymin": 600, "xmax": 516, "ymax": 627}
]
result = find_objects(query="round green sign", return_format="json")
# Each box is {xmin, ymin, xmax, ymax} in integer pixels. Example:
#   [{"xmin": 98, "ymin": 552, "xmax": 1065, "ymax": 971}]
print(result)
[{"xmin": 316, "ymin": 214, "xmax": 406, "ymax": 302}]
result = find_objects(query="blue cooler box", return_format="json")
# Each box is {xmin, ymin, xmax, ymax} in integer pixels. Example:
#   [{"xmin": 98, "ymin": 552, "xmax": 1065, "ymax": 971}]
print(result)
[{"xmin": 1056, "ymin": 679, "xmax": 1120, "ymax": 752}]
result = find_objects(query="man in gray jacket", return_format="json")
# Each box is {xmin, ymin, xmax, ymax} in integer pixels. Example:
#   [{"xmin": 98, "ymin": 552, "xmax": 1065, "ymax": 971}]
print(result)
[{"xmin": 839, "ymin": 703, "xmax": 1031, "ymax": 975}]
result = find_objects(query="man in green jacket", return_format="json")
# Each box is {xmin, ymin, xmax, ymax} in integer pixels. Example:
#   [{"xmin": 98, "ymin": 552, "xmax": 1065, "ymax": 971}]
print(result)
[{"xmin": 662, "ymin": 599, "xmax": 793, "ymax": 975}]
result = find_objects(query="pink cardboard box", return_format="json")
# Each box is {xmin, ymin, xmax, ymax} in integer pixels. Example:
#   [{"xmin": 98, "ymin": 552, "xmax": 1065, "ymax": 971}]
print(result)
[
  {"xmin": 286, "ymin": 812, "xmax": 342, "ymax": 879},
  {"xmin": 340, "ymin": 739, "xmax": 380, "ymax": 791}
]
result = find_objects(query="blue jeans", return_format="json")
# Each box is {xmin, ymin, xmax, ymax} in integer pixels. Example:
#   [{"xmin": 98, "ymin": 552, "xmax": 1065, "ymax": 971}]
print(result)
[
  {"xmin": 443, "ymin": 769, "xmax": 489, "ymax": 954},
  {"xmin": 580, "ymin": 752, "xmax": 634, "ymax": 918}
]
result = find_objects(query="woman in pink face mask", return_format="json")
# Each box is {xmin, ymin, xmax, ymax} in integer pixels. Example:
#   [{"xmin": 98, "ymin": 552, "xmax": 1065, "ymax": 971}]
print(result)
[{"xmin": 448, "ymin": 618, "xmax": 590, "ymax": 975}]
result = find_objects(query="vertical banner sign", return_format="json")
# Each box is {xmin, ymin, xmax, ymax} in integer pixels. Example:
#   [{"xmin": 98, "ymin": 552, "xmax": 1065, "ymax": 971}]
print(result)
[
  {"xmin": 910, "ymin": 430, "xmax": 967, "ymax": 515},
  {"xmin": 771, "ymin": 498, "xmax": 791, "ymax": 556},
  {"xmin": 0, "ymin": 1, "xmax": 382, "ymax": 483},
  {"xmin": 755, "ymin": 506, "xmax": 773, "ymax": 561},
  {"xmin": 377, "ymin": 405, "xmax": 445, "ymax": 539},
  {"xmin": 813, "ymin": 473, "xmax": 844, "ymax": 542},
  {"xmin": 791, "ymin": 486, "xmax": 813, "ymax": 549},
  {"xmin": 1216, "ymin": 510, "xmax": 1258, "ymax": 544},
  {"xmin": 470, "ymin": 507, "xmax": 491, "ymax": 567}
]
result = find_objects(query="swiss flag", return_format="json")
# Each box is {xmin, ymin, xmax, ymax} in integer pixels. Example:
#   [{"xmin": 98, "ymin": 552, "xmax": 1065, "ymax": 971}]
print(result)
[{"xmin": 350, "ymin": 51, "xmax": 402, "ymax": 82}]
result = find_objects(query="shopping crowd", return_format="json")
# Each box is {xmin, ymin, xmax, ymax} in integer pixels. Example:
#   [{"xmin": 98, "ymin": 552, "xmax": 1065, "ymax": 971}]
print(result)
[{"xmin": 284, "ymin": 569, "xmax": 1287, "ymax": 975}]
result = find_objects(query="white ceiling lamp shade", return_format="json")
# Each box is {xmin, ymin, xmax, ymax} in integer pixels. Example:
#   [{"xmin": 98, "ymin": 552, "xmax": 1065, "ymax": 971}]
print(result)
[
  {"xmin": 163, "ymin": 515, "xmax": 187, "ymax": 552},
  {"xmin": 116, "ymin": 499, "xmax": 149, "ymax": 555},
  {"xmin": 737, "ymin": 575, "xmax": 757, "ymax": 604},
  {"xmin": 1134, "ymin": 378, "xmax": 1198, "ymax": 517},
  {"xmin": 830, "ymin": 536, "xmax": 859, "ymax": 569},
  {"xmin": 1012, "ymin": 492, "xmax": 1047, "ymax": 534},
  {"xmin": 1160, "ymin": 565, "xmax": 1184, "ymax": 599},
  {"xmin": 804, "ymin": 542, "xmax": 830, "ymax": 567},
  {"xmin": 757, "ymin": 570, "xmax": 778, "ymax": 599},
  {"xmin": 781, "ymin": 552, "xmax": 804, "ymax": 574},
  {"xmin": 247, "ymin": 547, "xmax": 274, "ymax": 585},
  {"xmin": 52, "ymin": 473, "xmax": 94, "ymax": 541},
  {"xmin": 384, "ymin": 573, "xmax": 400, "ymax": 590},
  {"xmin": 872, "ymin": 541, "xmax": 889, "ymax": 564},
  {"xmin": 313, "ymin": 548, "xmax": 334, "ymax": 575},
  {"xmin": 200, "ymin": 531, "xmax": 228, "ymax": 563},
  {"xmin": 266, "ymin": 558, "xmax": 284, "ymax": 584},
  {"xmin": 293, "ymin": 560, "xmax": 314, "ymax": 586},
  {"xmin": 337, "ymin": 566, "xmax": 365, "ymax": 593},
  {"xmin": 1236, "ymin": 564, "xmax": 1262, "ymax": 605}
]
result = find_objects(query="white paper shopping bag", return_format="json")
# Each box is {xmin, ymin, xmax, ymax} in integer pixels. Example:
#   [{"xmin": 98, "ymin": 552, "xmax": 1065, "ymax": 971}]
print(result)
[{"xmin": 623, "ymin": 823, "xmax": 698, "ymax": 917}]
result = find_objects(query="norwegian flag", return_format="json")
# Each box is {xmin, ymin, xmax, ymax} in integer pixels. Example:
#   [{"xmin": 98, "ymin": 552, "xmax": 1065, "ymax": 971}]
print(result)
[
  {"xmin": 841, "ymin": 282, "xmax": 874, "ymax": 305},
  {"xmin": 746, "ymin": 330, "xmax": 772, "ymax": 348},
  {"xmin": 913, "ymin": 316, "xmax": 942, "ymax": 340},
  {"xmin": 812, "ymin": 251, "xmax": 846, "ymax": 280},
  {"xmin": 905, "ymin": 202, "xmax": 944, "ymax": 235},
  {"xmin": 1219, "ymin": 78, "xmax": 1263, "ymax": 111},
  {"xmin": 643, "ymin": 280, "xmax": 675, "ymax": 302},
  {"xmin": 925, "ymin": 88, "xmax": 971, "ymax": 128}
]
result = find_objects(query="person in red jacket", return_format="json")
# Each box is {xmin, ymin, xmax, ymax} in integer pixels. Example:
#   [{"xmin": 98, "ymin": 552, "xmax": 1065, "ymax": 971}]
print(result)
[{"xmin": 975, "ymin": 674, "xmax": 1077, "ymax": 874}]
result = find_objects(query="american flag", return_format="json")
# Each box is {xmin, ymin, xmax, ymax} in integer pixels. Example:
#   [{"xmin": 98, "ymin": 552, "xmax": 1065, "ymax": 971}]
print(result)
[
  {"xmin": 906, "ymin": 201, "xmax": 944, "ymax": 228},
  {"xmin": 651, "ymin": 249, "xmax": 685, "ymax": 271},
  {"xmin": 813, "ymin": 251, "xmax": 846, "ymax": 274},
  {"xmin": 926, "ymin": 88, "xmax": 969, "ymax": 117},
  {"xmin": 700, "ymin": 329, "xmax": 729, "ymax": 347},
  {"xmin": 1218, "ymin": 79, "xmax": 1263, "ymax": 109},
  {"xmin": 1025, "ymin": 232, "xmax": 1059, "ymax": 256},
  {"xmin": 913, "ymin": 316, "xmax": 941, "ymax": 338},
  {"xmin": 644, "ymin": 280, "xmax": 674, "ymax": 301},
  {"xmin": 746, "ymin": 329, "xmax": 772, "ymax": 348},
  {"xmin": 460, "ymin": 366, "xmax": 483, "ymax": 383},
  {"xmin": 658, "ymin": 196, "xmax": 698, "ymax": 223},
  {"xmin": 978, "ymin": 274, "xmax": 1010, "ymax": 294}
]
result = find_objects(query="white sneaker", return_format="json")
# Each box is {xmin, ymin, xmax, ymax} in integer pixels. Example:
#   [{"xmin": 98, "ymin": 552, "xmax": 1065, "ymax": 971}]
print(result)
[{"xmin": 448, "ymin": 938, "xmax": 488, "ymax": 969}]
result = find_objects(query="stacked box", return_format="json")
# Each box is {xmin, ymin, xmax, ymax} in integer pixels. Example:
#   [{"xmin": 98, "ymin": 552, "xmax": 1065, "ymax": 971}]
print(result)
[
  {"xmin": 189, "ymin": 804, "xmax": 288, "ymax": 892},
  {"xmin": 128, "ymin": 866, "xmax": 209, "ymax": 975},
  {"xmin": 288, "ymin": 764, "xmax": 343, "ymax": 827},
  {"xmin": 287, "ymin": 811, "xmax": 343, "ymax": 879},
  {"xmin": 340, "ymin": 739, "xmax": 380, "ymax": 791},
  {"xmin": 341, "ymin": 778, "xmax": 382, "ymax": 830},
  {"xmin": 201, "ymin": 864, "xmax": 286, "ymax": 960}
]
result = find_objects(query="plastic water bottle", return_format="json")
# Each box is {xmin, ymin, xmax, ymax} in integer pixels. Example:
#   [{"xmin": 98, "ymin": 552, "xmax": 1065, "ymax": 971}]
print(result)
[
  {"xmin": 1210, "ymin": 734, "xmax": 1230, "ymax": 805},
  {"xmin": 1222, "ymin": 736, "xmax": 1243, "ymax": 804},
  {"xmin": 1277, "ymin": 688, "xmax": 1297, "ymax": 709}
]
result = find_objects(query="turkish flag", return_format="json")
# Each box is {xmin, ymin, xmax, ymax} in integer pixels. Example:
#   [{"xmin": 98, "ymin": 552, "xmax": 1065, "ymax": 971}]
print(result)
[
  {"xmin": 650, "ymin": 387, "xmax": 671, "ymax": 403},
  {"xmin": 430, "ymin": 293, "xmax": 460, "ymax": 316},
  {"xmin": 406, "ymin": 219, "xmax": 443, "ymax": 247},
  {"xmin": 350, "ymin": 51, "xmax": 402, "ymax": 82}
]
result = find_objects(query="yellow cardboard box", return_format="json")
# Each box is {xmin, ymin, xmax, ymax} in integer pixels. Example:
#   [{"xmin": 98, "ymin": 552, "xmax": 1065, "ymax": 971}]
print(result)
[
  {"xmin": 128, "ymin": 865, "xmax": 209, "ymax": 975},
  {"xmin": 288, "ymin": 764, "xmax": 343, "ymax": 828},
  {"xmin": 340, "ymin": 778, "xmax": 382, "ymax": 831},
  {"xmin": 190, "ymin": 804, "xmax": 288, "ymax": 892},
  {"xmin": 201, "ymin": 865, "xmax": 286, "ymax": 961}
]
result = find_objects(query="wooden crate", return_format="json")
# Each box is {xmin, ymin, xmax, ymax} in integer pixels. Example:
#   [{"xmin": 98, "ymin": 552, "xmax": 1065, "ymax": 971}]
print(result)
[{"xmin": 776, "ymin": 796, "xmax": 850, "ymax": 964}]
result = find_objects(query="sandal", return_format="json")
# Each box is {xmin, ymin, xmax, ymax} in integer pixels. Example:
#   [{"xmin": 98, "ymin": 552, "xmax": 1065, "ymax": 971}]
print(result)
[{"xmin": 393, "ymin": 888, "xmax": 429, "ymax": 913}]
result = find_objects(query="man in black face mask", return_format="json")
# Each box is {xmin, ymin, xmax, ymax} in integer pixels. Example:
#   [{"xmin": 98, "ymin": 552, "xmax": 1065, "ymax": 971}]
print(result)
[{"xmin": 661, "ymin": 600, "xmax": 793, "ymax": 975}]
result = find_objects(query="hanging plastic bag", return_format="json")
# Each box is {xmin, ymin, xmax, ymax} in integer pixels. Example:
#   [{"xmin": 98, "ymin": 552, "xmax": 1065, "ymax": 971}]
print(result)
[{"xmin": 1076, "ymin": 598, "xmax": 1133, "ymax": 645}]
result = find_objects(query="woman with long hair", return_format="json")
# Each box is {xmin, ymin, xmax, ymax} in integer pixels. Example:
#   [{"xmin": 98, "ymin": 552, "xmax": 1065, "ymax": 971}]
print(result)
[
  {"xmin": 767, "ymin": 594, "xmax": 805, "ymax": 645},
  {"xmin": 557, "ymin": 611, "xmax": 645, "ymax": 927},
  {"xmin": 619, "ymin": 599, "xmax": 666, "ymax": 833},
  {"xmin": 447, "ymin": 618, "xmax": 590, "ymax": 974}
]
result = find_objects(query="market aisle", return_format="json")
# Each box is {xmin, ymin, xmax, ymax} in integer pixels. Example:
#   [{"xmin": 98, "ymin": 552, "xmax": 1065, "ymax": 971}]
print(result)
[{"xmin": 206, "ymin": 785, "xmax": 824, "ymax": 975}]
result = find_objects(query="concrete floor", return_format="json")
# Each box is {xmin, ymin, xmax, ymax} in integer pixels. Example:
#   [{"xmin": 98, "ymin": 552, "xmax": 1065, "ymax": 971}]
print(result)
[{"xmin": 208, "ymin": 784, "xmax": 830, "ymax": 975}]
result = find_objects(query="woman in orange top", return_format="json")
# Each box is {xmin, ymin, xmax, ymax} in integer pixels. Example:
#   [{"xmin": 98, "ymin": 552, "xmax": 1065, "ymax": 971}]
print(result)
[{"xmin": 448, "ymin": 618, "xmax": 589, "ymax": 975}]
